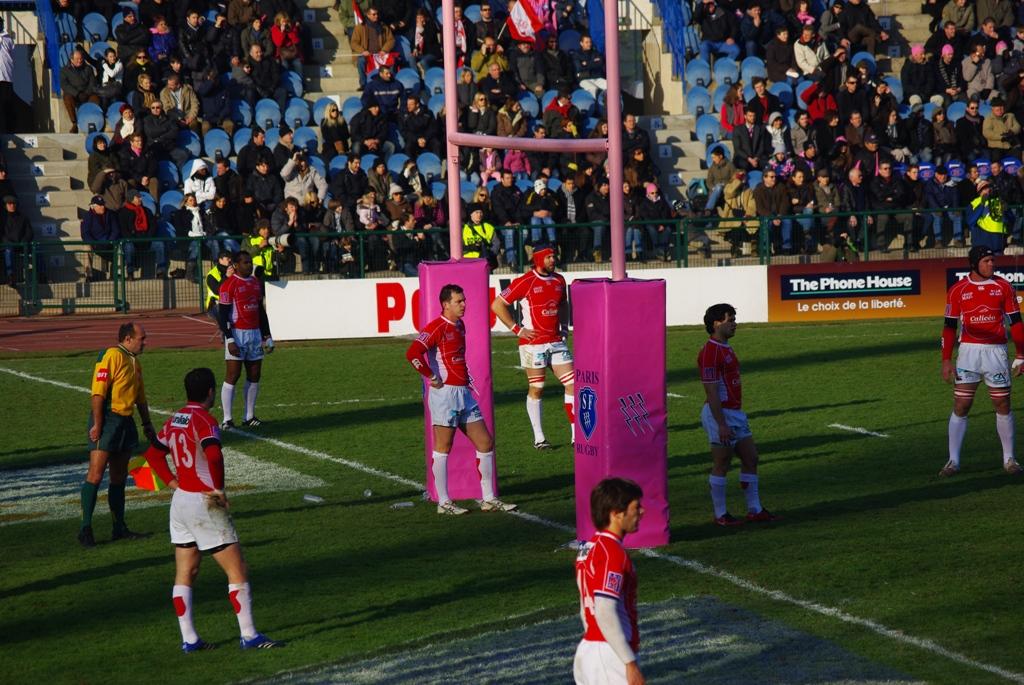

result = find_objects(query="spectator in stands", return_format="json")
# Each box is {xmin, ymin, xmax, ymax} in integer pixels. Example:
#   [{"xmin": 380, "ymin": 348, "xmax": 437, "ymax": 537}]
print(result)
[
  {"xmin": 81, "ymin": 196, "xmax": 119, "ymax": 281},
  {"xmin": 854, "ymin": 133, "xmax": 889, "ymax": 181},
  {"xmin": 159, "ymin": 73, "xmax": 200, "ymax": 133},
  {"xmin": 839, "ymin": 0, "xmax": 889, "ymax": 56},
  {"xmin": 351, "ymin": 6, "xmax": 396, "ymax": 91},
  {"xmin": 237, "ymin": 127, "xmax": 274, "ymax": 177},
  {"xmin": 242, "ymin": 43, "xmax": 287, "ymax": 111},
  {"xmin": 206, "ymin": 13, "xmax": 238, "ymax": 73},
  {"xmin": 635, "ymin": 182, "xmax": 673, "ymax": 261},
  {"xmin": 786, "ymin": 168, "xmax": 816, "ymax": 253},
  {"xmin": 942, "ymin": 0, "xmax": 976, "ymax": 34},
  {"xmin": 934, "ymin": 44, "xmax": 965, "ymax": 107},
  {"xmin": 931, "ymin": 107, "xmax": 956, "ymax": 166},
  {"xmin": 461, "ymin": 204, "xmax": 498, "ymax": 267},
  {"xmin": 148, "ymin": 15, "xmax": 178, "ymax": 65},
  {"xmin": 320, "ymin": 102, "xmax": 351, "ymax": 157},
  {"xmin": 902, "ymin": 45, "xmax": 939, "ymax": 107},
  {"xmin": 213, "ymin": 158, "xmax": 244, "ymax": 206},
  {"xmin": 540, "ymin": 33, "xmax": 576, "ymax": 93},
  {"xmin": 209, "ymin": 194, "xmax": 241, "ymax": 254},
  {"xmin": 794, "ymin": 25, "xmax": 828, "ymax": 78},
  {"xmin": 558, "ymin": 175, "xmax": 589, "ymax": 260},
  {"xmin": 129, "ymin": 72, "xmax": 159, "ymax": 119},
  {"xmin": 472, "ymin": 2, "xmax": 504, "ymax": 51},
  {"xmin": 720, "ymin": 82, "xmax": 745, "ymax": 136},
  {"xmin": 490, "ymin": 169, "xmax": 522, "ymax": 264},
  {"xmin": 88, "ymin": 135, "xmax": 118, "ymax": 183},
  {"xmin": 819, "ymin": 2, "xmax": 844, "ymax": 52},
  {"xmin": 767, "ymin": 112, "xmax": 793, "ymax": 156},
  {"xmin": 172, "ymin": 192, "xmax": 215, "ymax": 279},
  {"xmin": 479, "ymin": 146, "xmax": 502, "ymax": 185},
  {"xmin": 115, "ymin": 9, "xmax": 150, "ymax": 62},
  {"xmin": 270, "ymin": 11, "xmax": 304, "ymax": 73},
  {"xmin": 273, "ymin": 125, "xmax": 295, "ymax": 172},
  {"xmin": 1, "ymin": 195, "xmax": 31, "ymax": 287},
  {"xmin": 330, "ymin": 155, "xmax": 369, "ymax": 211},
  {"xmin": 91, "ymin": 166, "xmax": 129, "ymax": 211},
  {"xmin": 572, "ymin": 33, "xmax": 606, "ymax": 99},
  {"xmin": 246, "ymin": 158, "xmax": 284, "ymax": 213},
  {"xmin": 706, "ymin": 146, "xmax": 737, "ymax": 214},
  {"xmin": 350, "ymin": 98, "xmax": 389, "ymax": 155},
  {"xmin": 119, "ymin": 189, "xmax": 166, "ymax": 279},
  {"xmin": 963, "ymin": 43, "xmax": 994, "ymax": 101},
  {"xmin": 791, "ymin": 111, "xmax": 813, "ymax": 154},
  {"xmin": 767, "ymin": 143, "xmax": 795, "ymax": 180},
  {"xmin": 983, "ymin": 97, "xmax": 1022, "ymax": 157},
  {"xmin": 122, "ymin": 50, "xmax": 155, "ymax": 95},
  {"xmin": 926, "ymin": 21, "xmax": 968, "ymax": 60},
  {"xmin": 184, "ymin": 161, "xmax": 216, "ymax": 209},
  {"xmin": 60, "ymin": 49, "xmax": 99, "ymax": 134},
  {"xmin": 524, "ymin": 178, "xmax": 560, "ymax": 247},
  {"xmin": 838, "ymin": 165, "xmax": 872, "ymax": 244},
  {"xmin": 366, "ymin": 158, "xmax": 392, "ymax": 204},
  {"xmin": 973, "ymin": 18, "xmax": 1002, "ymax": 59},
  {"xmin": 471, "ymin": 36, "xmax": 508, "ymax": 81},
  {"xmin": 385, "ymin": 183, "xmax": 412, "ymax": 223},
  {"xmin": 178, "ymin": 9, "xmax": 209, "ymax": 73},
  {"xmin": 988, "ymin": 159, "xmax": 1021, "ymax": 240},
  {"xmin": 336, "ymin": 0, "xmax": 369, "ymax": 37},
  {"xmin": 119, "ymin": 133, "xmax": 158, "ymax": 198},
  {"xmin": 407, "ymin": 8, "xmax": 441, "ymax": 75},
  {"xmin": 496, "ymin": 96, "xmax": 527, "ymax": 138},
  {"xmin": 582, "ymin": 177, "xmax": 610, "ymax": 262},
  {"xmin": 109, "ymin": 106, "xmax": 137, "ymax": 149},
  {"xmin": 467, "ymin": 91, "xmax": 498, "ymax": 136},
  {"xmin": 869, "ymin": 80, "xmax": 899, "ymax": 130},
  {"xmin": 392, "ymin": 212, "xmax": 428, "ymax": 276},
  {"xmin": 877, "ymin": 108, "xmax": 913, "ymax": 163},
  {"xmin": 819, "ymin": 46, "xmax": 849, "ymax": 95},
  {"xmin": 479, "ymin": 61, "xmax": 518, "ymax": 109},
  {"xmin": 363, "ymin": 64, "xmax": 405, "ymax": 120},
  {"xmin": 451, "ymin": 5, "xmax": 476, "ymax": 67},
  {"xmin": 142, "ymin": 100, "xmax": 188, "ymax": 165},
  {"xmin": 281, "ymin": 152, "xmax": 327, "ymax": 207},
  {"xmin": 740, "ymin": 5, "xmax": 771, "ymax": 59},
  {"xmin": 955, "ymin": 98, "xmax": 985, "ymax": 160},
  {"xmin": 868, "ymin": 161, "xmax": 910, "ymax": 251},
  {"xmin": 95, "ymin": 48, "xmax": 124, "ymax": 109},
  {"xmin": 836, "ymin": 73, "xmax": 869, "ymax": 125},
  {"xmin": 240, "ymin": 13, "xmax": 274, "ymax": 57},
  {"xmin": 194, "ymin": 66, "xmax": 234, "ymax": 137},
  {"xmin": 268, "ymin": 197, "xmax": 301, "ymax": 272},
  {"xmin": 813, "ymin": 109, "xmax": 842, "ymax": 160},
  {"xmin": 1012, "ymin": 24, "xmax": 1024, "ymax": 53},
  {"xmin": 527, "ymin": 125, "xmax": 558, "ymax": 179},
  {"xmin": 732, "ymin": 108, "xmax": 771, "ymax": 170},
  {"xmin": 511, "ymin": 39, "xmax": 545, "ymax": 96},
  {"xmin": 753, "ymin": 170, "xmax": 791, "ymax": 253},
  {"xmin": 765, "ymin": 26, "xmax": 798, "ymax": 84},
  {"xmin": 237, "ymin": 191, "xmax": 266, "ymax": 237},
  {"xmin": 746, "ymin": 78, "xmax": 781, "ymax": 125},
  {"xmin": 923, "ymin": 165, "xmax": 963, "ymax": 247},
  {"xmin": 456, "ymin": 66, "xmax": 479, "ymax": 110},
  {"xmin": 695, "ymin": 0, "xmax": 740, "ymax": 63}
]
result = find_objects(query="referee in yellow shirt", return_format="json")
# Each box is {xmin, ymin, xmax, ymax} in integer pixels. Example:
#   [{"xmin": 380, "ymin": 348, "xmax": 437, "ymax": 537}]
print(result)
[{"xmin": 78, "ymin": 322, "xmax": 157, "ymax": 548}]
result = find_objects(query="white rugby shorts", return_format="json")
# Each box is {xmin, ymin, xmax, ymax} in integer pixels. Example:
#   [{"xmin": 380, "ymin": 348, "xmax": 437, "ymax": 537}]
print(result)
[
  {"xmin": 225, "ymin": 327, "xmax": 264, "ymax": 361},
  {"xmin": 956, "ymin": 342, "xmax": 1011, "ymax": 388},
  {"xmin": 170, "ymin": 489, "xmax": 239, "ymax": 551},
  {"xmin": 429, "ymin": 384, "xmax": 484, "ymax": 427},
  {"xmin": 519, "ymin": 340, "xmax": 573, "ymax": 369},
  {"xmin": 573, "ymin": 640, "xmax": 629, "ymax": 685},
  {"xmin": 701, "ymin": 404, "xmax": 753, "ymax": 447}
]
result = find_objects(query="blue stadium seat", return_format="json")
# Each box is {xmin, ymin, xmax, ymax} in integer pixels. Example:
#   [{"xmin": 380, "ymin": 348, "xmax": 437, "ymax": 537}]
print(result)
[
  {"xmin": 308, "ymin": 155, "xmax": 326, "ymax": 179},
  {"xmin": 743, "ymin": 84, "xmax": 755, "ymax": 102},
  {"xmin": 686, "ymin": 87, "xmax": 712, "ymax": 117},
  {"xmin": 55, "ymin": 13, "xmax": 77, "ymax": 43},
  {"xmin": 424, "ymin": 67, "xmax": 445, "ymax": 95},
  {"xmin": 795, "ymin": 80, "xmax": 814, "ymax": 110},
  {"xmin": 157, "ymin": 160, "xmax": 180, "ymax": 193},
  {"xmin": 712, "ymin": 58, "xmax": 739, "ymax": 86},
  {"xmin": 396, "ymin": 68, "xmax": 421, "ymax": 96},
  {"xmin": 918, "ymin": 162, "xmax": 935, "ymax": 181},
  {"xmin": 883, "ymin": 76, "xmax": 903, "ymax": 104},
  {"xmin": 740, "ymin": 57, "xmax": 766, "ymax": 83},
  {"xmin": 105, "ymin": 101, "xmax": 125, "ymax": 130},
  {"xmin": 427, "ymin": 94, "xmax": 445, "ymax": 116},
  {"xmin": 1004, "ymin": 156, "xmax": 1021, "ymax": 175},
  {"xmin": 293, "ymin": 126, "xmax": 319, "ymax": 154},
  {"xmin": 851, "ymin": 52, "xmax": 876, "ymax": 76},
  {"xmin": 571, "ymin": 88, "xmax": 596, "ymax": 116},
  {"xmin": 88, "ymin": 41, "xmax": 111, "ymax": 63},
  {"xmin": 203, "ymin": 128, "xmax": 232, "ymax": 159},
  {"xmin": 176, "ymin": 130, "xmax": 201, "ymax": 158},
  {"xmin": 396, "ymin": 35, "xmax": 413, "ymax": 66},
  {"xmin": 284, "ymin": 100, "xmax": 311, "ymax": 128},
  {"xmin": 342, "ymin": 96, "xmax": 363, "ymax": 123},
  {"xmin": 464, "ymin": 4, "xmax": 482, "ymax": 23},
  {"xmin": 255, "ymin": 99, "xmax": 281, "ymax": 129},
  {"xmin": 547, "ymin": 177, "xmax": 562, "ymax": 191},
  {"xmin": 923, "ymin": 102, "xmax": 937, "ymax": 121},
  {"xmin": 233, "ymin": 127, "xmax": 252, "ymax": 151},
  {"xmin": 139, "ymin": 191, "xmax": 157, "ymax": 215},
  {"xmin": 684, "ymin": 58, "xmax": 711, "ymax": 90},
  {"xmin": 541, "ymin": 89, "xmax": 558, "ymax": 110},
  {"xmin": 946, "ymin": 159, "xmax": 964, "ymax": 180},
  {"xmin": 460, "ymin": 179, "xmax": 478, "ymax": 204},
  {"xmin": 979, "ymin": 101, "xmax": 992, "ymax": 118},
  {"xmin": 76, "ymin": 103, "xmax": 104, "ymax": 134},
  {"xmin": 706, "ymin": 142, "xmax": 730, "ymax": 167},
  {"xmin": 486, "ymin": 179, "xmax": 498, "ymax": 193},
  {"xmin": 313, "ymin": 95, "xmax": 337, "ymax": 125},
  {"xmin": 82, "ymin": 12, "xmax": 108, "ymax": 41},
  {"xmin": 328, "ymin": 154, "xmax": 348, "ymax": 179},
  {"xmin": 746, "ymin": 170, "xmax": 762, "ymax": 188},
  {"xmin": 583, "ymin": 116, "xmax": 599, "ymax": 135},
  {"xmin": 431, "ymin": 180, "xmax": 447, "ymax": 199},
  {"xmin": 387, "ymin": 152, "xmax": 410, "ymax": 175},
  {"xmin": 265, "ymin": 128, "xmax": 280, "ymax": 149},
  {"xmin": 59, "ymin": 41, "xmax": 76, "ymax": 68},
  {"xmin": 159, "ymin": 190, "xmax": 183, "ymax": 218},
  {"xmin": 946, "ymin": 101, "xmax": 967, "ymax": 122},
  {"xmin": 418, "ymin": 152, "xmax": 442, "ymax": 182},
  {"xmin": 360, "ymin": 154, "xmax": 380, "ymax": 171},
  {"xmin": 518, "ymin": 91, "xmax": 539, "ymax": 118},
  {"xmin": 975, "ymin": 158, "xmax": 991, "ymax": 178},
  {"xmin": 232, "ymin": 100, "xmax": 253, "ymax": 128},
  {"xmin": 768, "ymin": 82, "xmax": 794, "ymax": 110},
  {"xmin": 515, "ymin": 178, "xmax": 533, "ymax": 193},
  {"xmin": 84, "ymin": 132, "xmax": 106, "ymax": 154},
  {"xmin": 695, "ymin": 114, "xmax": 722, "ymax": 146},
  {"xmin": 283, "ymin": 70, "xmax": 303, "ymax": 97},
  {"xmin": 558, "ymin": 28, "xmax": 581, "ymax": 53}
]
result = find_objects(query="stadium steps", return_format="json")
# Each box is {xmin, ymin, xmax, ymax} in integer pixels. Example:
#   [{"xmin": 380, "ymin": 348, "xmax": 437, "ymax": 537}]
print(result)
[
  {"xmin": 302, "ymin": 0, "xmax": 367, "ymax": 108},
  {"xmin": 1, "ymin": 134, "xmax": 87, "ymax": 239}
]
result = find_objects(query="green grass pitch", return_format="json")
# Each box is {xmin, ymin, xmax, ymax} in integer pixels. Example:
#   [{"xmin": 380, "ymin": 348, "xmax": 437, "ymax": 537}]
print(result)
[{"xmin": 1, "ymin": 318, "xmax": 1022, "ymax": 684}]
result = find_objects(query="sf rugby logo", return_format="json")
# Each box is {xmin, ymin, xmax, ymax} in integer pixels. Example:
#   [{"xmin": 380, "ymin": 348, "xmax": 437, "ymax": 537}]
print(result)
[{"xmin": 579, "ymin": 386, "xmax": 598, "ymax": 441}]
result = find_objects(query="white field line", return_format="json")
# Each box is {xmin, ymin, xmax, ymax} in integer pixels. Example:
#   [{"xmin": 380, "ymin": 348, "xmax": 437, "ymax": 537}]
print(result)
[
  {"xmin": 0, "ymin": 345, "xmax": 21, "ymax": 351},
  {"xmin": 829, "ymin": 423, "xmax": 891, "ymax": 439},
  {"xmin": 667, "ymin": 392, "xmax": 689, "ymax": 399},
  {"xmin": 180, "ymin": 315, "xmax": 217, "ymax": 327},
  {"xmin": 3, "ymin": 366, "xmax": 1021, "ymax": 683}
]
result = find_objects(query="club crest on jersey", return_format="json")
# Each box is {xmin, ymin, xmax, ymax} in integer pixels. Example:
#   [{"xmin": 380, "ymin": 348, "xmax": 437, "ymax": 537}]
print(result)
[
  {"xmin": 579, "ymin": 386, "xmax": 598, "ymax": 441},
  {"xmin": 604, "ymin": 571, "xmax": 623, "ymax": 594},
  {"xmin": 95, "ymin": 368, "xmax": 109, "ymax": 383}
]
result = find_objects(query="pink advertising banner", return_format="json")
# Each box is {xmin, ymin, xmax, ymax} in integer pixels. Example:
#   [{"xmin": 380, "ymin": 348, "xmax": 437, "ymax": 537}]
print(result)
[
  {"xmin": 418, "ymin": 260, "xmax": 499, "ymax": 501},
  {"xmin": 571, "ymin": 278, "xmax": 669, "ymax": 548}
]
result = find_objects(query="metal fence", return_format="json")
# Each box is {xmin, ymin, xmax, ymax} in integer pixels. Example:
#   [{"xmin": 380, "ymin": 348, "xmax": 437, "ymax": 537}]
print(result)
[{"xmin": 0, "ymin": 206, "xmax": 1009, "ymax": 314}]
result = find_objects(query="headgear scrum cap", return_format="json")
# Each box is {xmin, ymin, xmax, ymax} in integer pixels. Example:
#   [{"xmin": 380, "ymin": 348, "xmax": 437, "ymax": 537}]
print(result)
[{"xmin": 532, "ymin": 246, "xmax": 555, "ymax": 269}]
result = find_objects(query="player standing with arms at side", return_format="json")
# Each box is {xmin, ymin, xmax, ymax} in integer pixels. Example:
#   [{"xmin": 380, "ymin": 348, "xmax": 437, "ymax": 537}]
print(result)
[
  {"xmin": 491, "ymin": 246, "xmax": 575, "ymax": 448},
  {"xmin": 699, "ymin": 303, "xmax": 778, "ymax": 526},
  {"xmin": 406, "ymin": 284, "xmax": 517, "ymax": 515},
  {"xmin": 940, "ymin": 246, "xmax": 1024, "ymax": 476},
  {"xmin": 574, "ymin": 477, "xmax": 645, "ymax": 685},
  {"xmin": 142, "ymin": 367, "xmax": 282, "ymax": 651},
  {"xmin": 218, "ymin": 251, "xmax": 273, "ymax": 429},
  {"xmin": 78, "ymin": 322, "xmax": 156, "ymax": 547}
]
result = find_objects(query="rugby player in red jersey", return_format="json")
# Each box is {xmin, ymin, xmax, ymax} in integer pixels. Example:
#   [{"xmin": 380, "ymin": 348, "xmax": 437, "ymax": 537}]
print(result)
[
  {"xmin": 143, "ymin": 368, "xmax": 282, "ymax": 651},
  {"xmin": 406, "ymin": 284, "xmax": 517, "ymax": 515},
  {"xmin": 940, "ymin": 246, "xmax": 1024, "ymax": 476},
  {"xmin": 698, "ymin": 303, "xmax": 778, "ymax": 526},
  {"xmin": 492, "ymin": 246, "xmax": 574, "ymax": 448},
  {"xmin": 574, "ymin": 478, "xmax": 645, "ymax": 685},
  {"xmin": 218, "ymin": 251, "xmax": 273, "ymax": 429}
]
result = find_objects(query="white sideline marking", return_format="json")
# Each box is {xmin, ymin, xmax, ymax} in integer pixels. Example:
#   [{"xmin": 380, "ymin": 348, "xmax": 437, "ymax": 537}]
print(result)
[
  {"xmin": 181, "ymin": 315, "xmax": 217, "ymax": 327},
  {"xmin": 667, "ymin": 392, "xmax": 688, "ymax": 399},
  {"xmin": 829, "ymin": 423, "xmax": 890, "ymax": 439},
  {"xmin": 3, "ymin": 367, "xmax": 1021, "ymax": 683}
]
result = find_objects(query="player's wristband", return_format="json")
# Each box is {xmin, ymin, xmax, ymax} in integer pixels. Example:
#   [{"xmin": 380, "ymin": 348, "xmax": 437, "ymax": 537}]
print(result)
[
  {"xmin": 511, "ymin": 324, "xmax": 522, "ymax": 335},
  {"xmin": 225, "ymin": 337, "xmax": 234, "ymax": 344}
]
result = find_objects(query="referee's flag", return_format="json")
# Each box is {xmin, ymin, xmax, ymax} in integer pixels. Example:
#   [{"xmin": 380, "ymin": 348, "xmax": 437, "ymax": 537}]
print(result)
[{"xmin": 129, "ymin": 456, "xmax": 166, "ymax": 491}]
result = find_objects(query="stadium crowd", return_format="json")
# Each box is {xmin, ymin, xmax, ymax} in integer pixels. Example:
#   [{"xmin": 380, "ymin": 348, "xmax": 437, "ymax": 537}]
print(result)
[{"xmin": 689, "ymin": 0, "xmax": 1024, "ymax": 258}]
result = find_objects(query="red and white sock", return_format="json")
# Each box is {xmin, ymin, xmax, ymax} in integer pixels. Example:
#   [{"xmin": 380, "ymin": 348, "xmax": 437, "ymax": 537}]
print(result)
[
  {"xmin": 173, "ymin": 584, "xmax": 199, "ymax": 643},
  {"xmin": 477, "ymin": 450, "xmax": 495, "ymax": 501},
  {"xmin": 228, "ymin": 582, "xmax": 257, "ymax": 639},
  {"xmin": 432, "ymin": 451, "xmax": 449, "ymax": 503},
  {"xmin": 563, "ymin": 393, "xmax": 575, "ymax": 441}
]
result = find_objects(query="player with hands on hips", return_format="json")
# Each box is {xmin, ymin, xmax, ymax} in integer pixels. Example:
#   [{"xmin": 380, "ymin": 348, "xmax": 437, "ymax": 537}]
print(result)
[
  {"xmin": 574, "ymin": 478, "xmax": 645, "ymax": 685},
  {"xmin": 406, "ymin": 284, "xmax": 517, "ymax": 516},
  {"xmin": 142, "ymin": 367, "xmax": 282, "ymax": 652},
  {"xmin": 940, "ymin": 246, "xmax": 1024, "ymax": 476},
  {"xmin": 699, "ymin": 303, "xmax": 778, "ymax": 526},
  {"xmin": 492, "ymin": 246, "xmax": 575, "ymax": 448}
]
